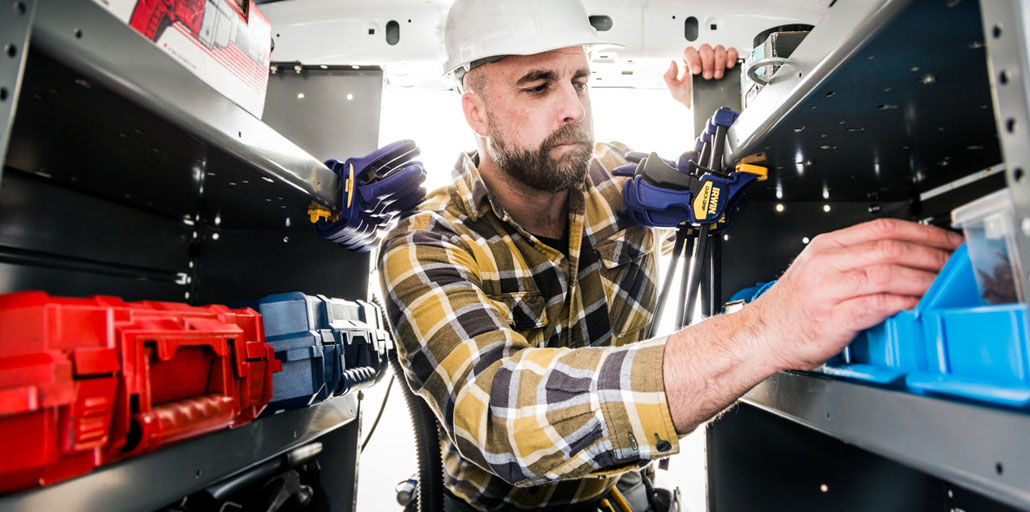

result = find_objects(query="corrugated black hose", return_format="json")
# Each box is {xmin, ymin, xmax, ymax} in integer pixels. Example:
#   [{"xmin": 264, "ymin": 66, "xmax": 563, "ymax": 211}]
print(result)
[{"xmin": 389, "ymin": 350, "xmax": 444, "ymax": 512}]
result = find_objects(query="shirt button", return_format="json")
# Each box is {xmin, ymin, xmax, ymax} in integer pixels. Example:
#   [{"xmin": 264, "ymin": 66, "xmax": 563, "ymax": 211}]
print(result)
[{"xmin": 656, "ymin": 440, "xmax": 671, "ymax": 452}]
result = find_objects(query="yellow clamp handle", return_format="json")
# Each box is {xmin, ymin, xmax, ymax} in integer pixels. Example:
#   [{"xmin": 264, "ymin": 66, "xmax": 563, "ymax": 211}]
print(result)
[
  {"xmin": 346, "ymin": 163, "xmax": 356, "ymax": 208},
  {"xmin": 309, "ymin": 162, "xmax": 357, "ymax": 224},
  {"xmin": 308, "ymin": 202, "xmax": 338, "ymax": 224},
  {"xmin": 735, "ymin": 163, "xmax": 768, "ymax": 181}
]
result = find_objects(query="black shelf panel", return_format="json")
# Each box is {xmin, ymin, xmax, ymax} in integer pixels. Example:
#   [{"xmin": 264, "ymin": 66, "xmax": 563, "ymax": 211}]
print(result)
[
  {"xmin": 743, "ymin": 372, "xmax": 1030, "ymax": 511},
  {"xmin": 3, "ymin": 0, "xmax": 368, "ymax": 229},
  {"xmin": 725, "ymin": 0, "xmax": 1002, "ymax": 203}
]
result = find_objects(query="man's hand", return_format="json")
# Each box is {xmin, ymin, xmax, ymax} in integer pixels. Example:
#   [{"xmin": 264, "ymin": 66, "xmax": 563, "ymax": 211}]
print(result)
[
  {"xmin": 753, "ymin": 218, "xmax": 964, "ymax": 370},
  {"xmin": 664, "ymin": 44, "xmax": 740, "ymax": 109},
  {"xmin": 662, "ymin": 218, "xmax": 961, "ymax": 434}
]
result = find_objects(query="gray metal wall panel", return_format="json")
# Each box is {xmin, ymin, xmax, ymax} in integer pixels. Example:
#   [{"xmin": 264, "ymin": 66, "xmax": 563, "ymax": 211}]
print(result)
[{"xmin": 263, "ymin": 66, "xmax": 384, "ymax": 163}]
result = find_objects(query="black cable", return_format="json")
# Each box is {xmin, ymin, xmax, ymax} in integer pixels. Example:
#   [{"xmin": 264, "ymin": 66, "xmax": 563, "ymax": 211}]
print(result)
[
  {"xmin": 359, "ymin": 372, "xmax": 395, "ymax": 454},
  {"xmin": 390, "ymin": 354, "xmax": 444, "ymax": 512}
]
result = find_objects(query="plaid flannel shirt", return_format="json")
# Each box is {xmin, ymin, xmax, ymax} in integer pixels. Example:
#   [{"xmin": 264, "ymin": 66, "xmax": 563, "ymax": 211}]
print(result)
[{"xmin": 379, "ymin": 143, "xmax": 680, "ymax": 511}]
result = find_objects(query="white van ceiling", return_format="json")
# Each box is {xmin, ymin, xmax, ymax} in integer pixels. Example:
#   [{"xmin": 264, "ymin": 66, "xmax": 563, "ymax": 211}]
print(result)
[{"xmin": 261, "ymin": 0, "xmax": 831, "ymax": 89}]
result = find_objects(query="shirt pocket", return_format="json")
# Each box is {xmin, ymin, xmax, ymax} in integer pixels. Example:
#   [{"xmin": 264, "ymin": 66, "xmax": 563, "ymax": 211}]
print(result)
[
  {"xmin": 488, "ymin": 290, "xmax": 549, "ymax": 334},
  {"xmin": 594, "ymin": 227, "xmax": 658, "ymax": 341}
]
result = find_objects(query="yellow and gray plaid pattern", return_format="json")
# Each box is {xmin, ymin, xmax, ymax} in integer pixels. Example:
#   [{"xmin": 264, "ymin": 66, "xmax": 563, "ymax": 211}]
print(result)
[{"xmin": 379, "ymin": 143, "xmax": 681, "ymax": 511}]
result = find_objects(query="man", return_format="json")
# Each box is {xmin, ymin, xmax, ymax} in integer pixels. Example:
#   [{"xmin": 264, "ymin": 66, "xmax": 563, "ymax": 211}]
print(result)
[{"xmin": 378, "ymin": 1, "xmax": 961, "ymax": 510}]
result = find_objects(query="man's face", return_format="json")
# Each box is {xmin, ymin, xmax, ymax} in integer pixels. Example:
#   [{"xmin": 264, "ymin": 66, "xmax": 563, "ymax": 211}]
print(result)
[{"xmin": 477, "ymin": 47, "xmax": 594, "ymax": 191}]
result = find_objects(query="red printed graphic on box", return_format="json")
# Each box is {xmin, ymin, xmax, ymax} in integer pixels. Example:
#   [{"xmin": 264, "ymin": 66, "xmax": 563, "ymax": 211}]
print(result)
[{"xmin": 94, "ymin": 0, "xmax": 271, "ymax": 117}]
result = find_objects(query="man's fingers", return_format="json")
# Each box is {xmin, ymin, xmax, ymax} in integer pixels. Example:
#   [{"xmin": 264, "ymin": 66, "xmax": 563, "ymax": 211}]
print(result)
[
  {"xmin": 664, "ymin": 60, "xmax": 678, "ymax": 85},
  {"xmin": 683, "ymin": 47, "xmax": 702, "ymax": 75},
  {"xmin": 842, "ymin": 265, "xmax": 940, "ymax": 299},
  {"xmin": 713, "ymin": 45, "xmax": 727, "ymax": 79},
  {"xmin": 832, "ymin": 293, "xmax": 921, "ymax": 334},
  {"xmin": 822, "ymin": 240, "xmax": 953, "ymax": 273},
  {"xmin": 818, "ymin": 218, "xmax": 963, "ymax": 251},
  {"xmin": 663, "ymin": 60, "xmax": 692, "ymax": 108},
  {"xmin": 727, "ymin": 47, "xmax": 739, "ymax": 68},
  {"xmin": 698, "ymin": 44, "xmax": 714, "ymax": 79}
]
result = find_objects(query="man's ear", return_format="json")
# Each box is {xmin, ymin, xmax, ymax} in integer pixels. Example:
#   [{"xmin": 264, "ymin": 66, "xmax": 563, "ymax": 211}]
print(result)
[{"xmin": 461, "ymin": 91, "xmax": 490, "ymax": 138}]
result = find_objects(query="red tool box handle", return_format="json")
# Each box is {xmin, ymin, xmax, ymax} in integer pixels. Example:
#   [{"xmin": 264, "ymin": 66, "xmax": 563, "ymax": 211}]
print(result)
[{"xmin": 124, "ymin": 394, "xmax": 237, "ymax": 456}]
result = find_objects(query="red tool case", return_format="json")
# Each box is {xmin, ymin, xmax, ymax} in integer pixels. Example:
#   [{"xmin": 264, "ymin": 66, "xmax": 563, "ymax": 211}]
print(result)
[{"xmin": 0, "ymin": 292, "xmax": 280, "ymax": 492}]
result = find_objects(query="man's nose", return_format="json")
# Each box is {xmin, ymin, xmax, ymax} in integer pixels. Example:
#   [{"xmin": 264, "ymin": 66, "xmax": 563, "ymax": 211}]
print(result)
[{"xmin": 556, "ymin": 83, "xmax": 586, "ymax": 125}]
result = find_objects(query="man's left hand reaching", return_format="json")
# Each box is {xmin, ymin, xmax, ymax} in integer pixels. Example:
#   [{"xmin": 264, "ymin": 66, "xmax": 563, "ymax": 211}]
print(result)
[{"xmin": 664, "ymin": 44, "xmax": 740, "ymax": 109}]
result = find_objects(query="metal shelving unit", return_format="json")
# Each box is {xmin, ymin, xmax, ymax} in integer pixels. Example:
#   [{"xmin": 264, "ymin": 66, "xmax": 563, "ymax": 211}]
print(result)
[
  {"xmin": 722, "ymin": 0, "xmax": 1002, "ymax": 204},
  {"xmin": 18, "ymin": 0, "xmax": 341, "ymax": 215},
  {"xmin": 708, "ymin": 0, "xmax": 1030, "ymax": 510},
  {"xmin": 0, "ymin": 1, "xmax": 381, "ymax": 510},
  {"xmin": 0, "ymin": 394, "xmax": 359, "ymax": 512}
]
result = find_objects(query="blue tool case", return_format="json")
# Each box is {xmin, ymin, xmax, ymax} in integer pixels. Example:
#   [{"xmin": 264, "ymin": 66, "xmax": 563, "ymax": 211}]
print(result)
[{"xmin": 236, "ymin": 292, "xmax": 391, "ymax": 415}]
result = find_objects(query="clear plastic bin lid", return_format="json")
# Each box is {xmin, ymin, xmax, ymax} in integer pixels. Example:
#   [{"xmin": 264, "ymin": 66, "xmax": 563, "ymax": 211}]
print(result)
[
  {"xmin": 951, "ymin": 188, "xmax": 1014, "ymax": 228},
  {"xmin": 951, "ymin": 188, "xmax": 1023, "ymax": 304}
]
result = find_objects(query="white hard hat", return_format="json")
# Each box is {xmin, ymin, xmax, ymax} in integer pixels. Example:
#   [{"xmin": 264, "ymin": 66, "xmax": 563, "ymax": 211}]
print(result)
[{"xmin": 442, "ymin": 0, "xmax": 621, "ymax": 79}]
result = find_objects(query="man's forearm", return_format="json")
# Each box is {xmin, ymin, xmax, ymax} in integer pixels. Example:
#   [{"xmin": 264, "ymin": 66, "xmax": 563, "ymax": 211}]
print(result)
[{"xmin": 662, "ymin": 305, "xmax": 782, "ymax": 434}]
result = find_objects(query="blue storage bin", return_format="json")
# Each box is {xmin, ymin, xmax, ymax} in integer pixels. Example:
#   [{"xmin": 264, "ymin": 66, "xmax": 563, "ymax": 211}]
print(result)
[
  {"xmin": 822, "ymin": 310, "xmax": 925, "ymax": 384},
  {"xmin": 819, "ymin": 243, "xmax": 1030, "ymax": 408},
  {"xmin": 236, "ymin": 292, "xmax": 344, "ymax": 415},
  {"xmin": 906, "ymin": 304, "xmax": 1030, "ymax": 407}
]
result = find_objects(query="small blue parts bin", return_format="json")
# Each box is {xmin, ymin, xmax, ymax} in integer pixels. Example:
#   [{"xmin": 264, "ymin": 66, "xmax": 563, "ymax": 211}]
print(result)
[
  {"xmin": 907, "ymin": 304, "xmax": 1030, "ymax": 407},
  {"xmin": 822, "ymin": 241, "xmax": 1030, "ymax": 409},
  {"xmin": 822, "ymin": 310, "xmax": 924, "ymax": 385},
  {"xmin": 724, "ymin": 281, "xmax": 776, "ymax": 313}
]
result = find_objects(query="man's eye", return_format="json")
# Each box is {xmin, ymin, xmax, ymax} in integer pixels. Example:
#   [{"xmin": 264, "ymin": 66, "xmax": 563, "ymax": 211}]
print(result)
[
  {"xmin": 524, "ymin": 83, "xmax": 548, "ymax": 94},
  {"xmin": 574, "ymin": 81, "xmax": 588, "ymax": 91}
]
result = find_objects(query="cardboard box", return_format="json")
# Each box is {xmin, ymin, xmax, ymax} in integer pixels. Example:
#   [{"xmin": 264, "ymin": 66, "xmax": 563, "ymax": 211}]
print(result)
[{"xmin": 93, "ymin": 0, "xmax": 272, "ymax": 117}]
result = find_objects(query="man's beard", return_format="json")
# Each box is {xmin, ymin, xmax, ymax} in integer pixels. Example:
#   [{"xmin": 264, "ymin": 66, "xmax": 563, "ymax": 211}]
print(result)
[{"xmin": 486, "ymin": 119, "xmax": 594, "ymax": 192}]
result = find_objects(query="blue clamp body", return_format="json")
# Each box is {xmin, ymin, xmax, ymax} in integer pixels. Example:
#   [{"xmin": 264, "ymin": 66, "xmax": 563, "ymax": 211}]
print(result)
[
  {"xmin": 618, "ymin": 108, "xmax": 761, "ymax": 230},
  {"xmin": 687, "ymin": 171, "xmax": 761, "ymax": 225},
  {"xmin": 310, "ymin": 140, "xmax": 427, "ymax": 252}
]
